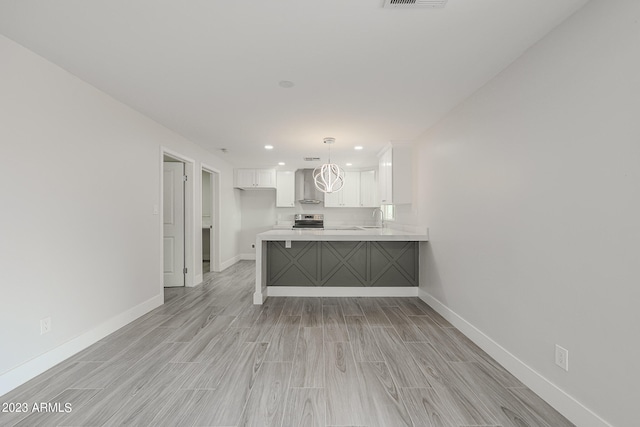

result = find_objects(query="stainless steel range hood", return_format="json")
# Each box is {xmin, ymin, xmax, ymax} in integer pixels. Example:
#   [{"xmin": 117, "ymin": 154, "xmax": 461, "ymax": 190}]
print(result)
[{"xmin": 296, "ymin": 169, "xmax": 322, "ymax": 204}]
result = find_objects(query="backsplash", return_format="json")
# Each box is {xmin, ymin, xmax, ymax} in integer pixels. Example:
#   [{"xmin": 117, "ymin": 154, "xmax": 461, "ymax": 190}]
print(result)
[
  {"xmin": 275, "ymin": 204, "xmax": 380, "ymax": 227},
  {"xmin": 238, "ymin": 191, "xmax": 381, "ymax": 253}
]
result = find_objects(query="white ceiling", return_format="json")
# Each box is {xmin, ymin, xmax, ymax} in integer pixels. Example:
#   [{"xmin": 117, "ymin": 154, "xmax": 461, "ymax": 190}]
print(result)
[{"xmin": 0, "ymin": 0, "xmax": 588, "ymax": 170}]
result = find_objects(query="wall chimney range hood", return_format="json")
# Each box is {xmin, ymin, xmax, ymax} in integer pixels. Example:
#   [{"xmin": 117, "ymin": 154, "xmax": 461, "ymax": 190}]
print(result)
[{"xmin": 296, "ymin": 169, "xmax": 322, "ymax": 204}]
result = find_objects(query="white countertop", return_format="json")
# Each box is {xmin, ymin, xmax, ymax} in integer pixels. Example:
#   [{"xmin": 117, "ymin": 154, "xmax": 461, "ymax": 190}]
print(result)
[{"xmin": 257, "ymin": 227, "xmax": 429, "ymax": 242}]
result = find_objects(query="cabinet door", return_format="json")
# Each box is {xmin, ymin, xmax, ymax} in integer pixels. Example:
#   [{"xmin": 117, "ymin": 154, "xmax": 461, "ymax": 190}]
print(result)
[
  {"xmin": 342, "ymin": 171, "xmax": 361, "ymax": 207},
  {"xmin": 235, "ymin": 169, "xmax": 256, "ymax": 188},
  {"xmin": 323, "ymin": 188, "xmax": 342, "ymax": 207},
  {"xmin": 255, "ymin": 169, "xmax": 276, "ymax": 188},
  {"xmin": 276, "ymin": 171, "xmax": 295, "ymax": 207},
  {"xmin": 378, "ymin": 148, "xmax": 393, "ymax": 204},
  {"xmin": 360, "ymin": 170, "xmax": 378, "ymax": 207},
  {"xmin": 323, "ymin": 171, "xmax": 359, "ymax": 207}
]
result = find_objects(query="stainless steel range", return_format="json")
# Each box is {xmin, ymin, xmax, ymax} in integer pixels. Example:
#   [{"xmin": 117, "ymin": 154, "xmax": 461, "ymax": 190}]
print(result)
[{"xmin": 293, "ymin": 214, "xmax": 324, "ymax": 229}]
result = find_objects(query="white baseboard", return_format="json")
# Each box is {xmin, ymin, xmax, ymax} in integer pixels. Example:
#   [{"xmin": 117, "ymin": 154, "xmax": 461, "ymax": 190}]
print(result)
[
  {"xmin": 219, "ymin": 254, "xmax": 254, "ymax": 271},
  {"xmin": 268, "ymin": 286, "xmax": 419, "ymax": 298},
  {"xmin": 253, "ymin": 290, "xmax": 267, "ymax": 304},
  {"xmin": 220, "ymin": 254, "xmax": 241, "ymax": 271},
  {"xmin": 0, "ymin": 294, "xmax": 164, "ymax": 397},
  {"xmin": 191, "ymin": 273, "xmax": 203, "ymax": 287},
  {"xmin": 418, "ymin": 289, "xmax": 612, "ymax": 427}
]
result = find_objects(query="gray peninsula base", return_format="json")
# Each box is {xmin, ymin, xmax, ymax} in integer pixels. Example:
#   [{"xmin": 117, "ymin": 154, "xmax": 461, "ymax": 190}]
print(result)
[{"xmin": 267, "ymin": 240, "xmax": 419, "ymax": 287}]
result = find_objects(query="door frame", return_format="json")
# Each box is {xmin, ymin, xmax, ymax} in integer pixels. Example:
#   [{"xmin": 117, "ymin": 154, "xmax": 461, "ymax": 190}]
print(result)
[
  {"xmin": 202, "ymin": 163, "xmax": 221, "ymax": 272},
  {"xmin": 162, "ymin": 160, "xmax": 186, "ymax": 287},
  {"xmin": 160, "ymin": 147, "xmax": 196, "ymax": 288}
]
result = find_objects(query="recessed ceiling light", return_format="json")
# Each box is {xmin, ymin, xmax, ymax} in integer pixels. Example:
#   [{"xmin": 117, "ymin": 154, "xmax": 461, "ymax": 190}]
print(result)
[
  {"xmin": 354, "ymin": 146, "xmax": 363, "ymax": 150},
  {"xmin": 346, "ymin": 163, "xmax": 353, "ymax": 166},
  {"xmin": 278, "ymin": 80, "xmax": 295, "ymax": 88},
  {"xmin": 278, "ymin": 162, "xmax": 285, "ymax": 166},
  {"xmin": 264, "ymin": 145, "xmax": 274, "ymax": 150}
]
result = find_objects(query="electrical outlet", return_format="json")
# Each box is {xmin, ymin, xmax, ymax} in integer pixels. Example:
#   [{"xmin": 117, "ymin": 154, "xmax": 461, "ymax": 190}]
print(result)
[
  {"xmin": 40, "ymin": 317, "xmax": 51, "ymax": 335},
  {"xmin": 555, "ymin": 344, "xmax": 569, "ymax": 371}
]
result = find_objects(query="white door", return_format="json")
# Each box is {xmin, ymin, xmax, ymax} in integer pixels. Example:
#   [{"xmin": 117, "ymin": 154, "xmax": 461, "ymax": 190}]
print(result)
[{"xmin": 163, "ymin": 162, "xmax": 185, "ymax": 287}]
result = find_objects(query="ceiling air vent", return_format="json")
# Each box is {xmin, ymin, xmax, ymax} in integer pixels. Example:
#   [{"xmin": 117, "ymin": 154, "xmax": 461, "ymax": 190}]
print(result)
[
  {"xmin": 304, "ymin": 157, "xmax": 321, "ymax": 161},
  {"xmin": 383, "ymin": 0, "xmax": 448, "ymax": 9}
]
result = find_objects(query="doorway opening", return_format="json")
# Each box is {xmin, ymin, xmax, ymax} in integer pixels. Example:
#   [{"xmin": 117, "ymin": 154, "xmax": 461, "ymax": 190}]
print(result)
[
  {"xmin": 202, "ymin": 164, "xmax": 221, "ymax": 273},
  {"xmin": 202, "ymin": 169, "xmax": 212, "ymax": 274}
]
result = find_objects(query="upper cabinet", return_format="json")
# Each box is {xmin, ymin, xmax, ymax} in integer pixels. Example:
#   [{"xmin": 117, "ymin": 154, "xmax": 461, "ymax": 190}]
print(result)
[
  {"xmin": 359, "ymin": 169, "xmax": 379, "ymax": 207},
  {"xmin": 378, "ymin": 143, "xmax": 412, "ymax": 205},
  {"xmin": 276, "ymin": 171, "xmax": 295, "ymax": 207},
  {"xmin": 235, "ymin": 168, "xmax": 276, "ymax": 189},
  {"xmin": 324, "ymin": 171, "xmax": 361, "ymax": 207},
  {"xmin": 324, "ymin": 170, "xmax": 378, "ymax": 208}
]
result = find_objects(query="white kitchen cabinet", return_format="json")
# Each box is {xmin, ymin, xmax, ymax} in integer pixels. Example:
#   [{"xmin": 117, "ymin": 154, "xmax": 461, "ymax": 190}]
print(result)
[
  {"xmin": 323, "ymin": 187, "xmax": 341, "ymax": 207},
  {"xmin": 359, "ymin": 169, "xmax": 378, "ymax": 207},
  {"xmin": 276, "ymin": 170, "xmax": 295, "ymax": 207},
  {"xmin": 324, "ymin": 171, "xmax": 360, "ymax": 207},
  {"xmin": 325, "ymin": 169, "xmax": 378, "ymax": 208},
  {"xmin": 234, "ymin": 168, "xmax": 276, "ymax": 189},
  {"xmin": 378, "ymin": 143, "xmax": 412, "ymax": 204},
  {"xmin": 343, "ymin": 171, "xmax": 361, "ymax": 207},
  {"xmin": 235, "ymin": 169, "xmax": 255, "ymax": 188}
]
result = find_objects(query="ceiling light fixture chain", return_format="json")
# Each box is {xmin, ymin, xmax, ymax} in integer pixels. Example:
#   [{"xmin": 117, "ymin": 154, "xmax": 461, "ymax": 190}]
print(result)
[{"xmin": 313, "ymin": 137, "xmax": 345, "ymax": 193}]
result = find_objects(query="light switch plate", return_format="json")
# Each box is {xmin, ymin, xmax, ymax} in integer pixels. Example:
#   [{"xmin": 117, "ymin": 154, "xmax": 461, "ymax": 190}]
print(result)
[
  {"xmin": 40, "ymin": 317, "xmax": 51, "ymax": 335},
  {"xmin": 555, "ymin": 344, "xmax": 569, "ymax": 371}
]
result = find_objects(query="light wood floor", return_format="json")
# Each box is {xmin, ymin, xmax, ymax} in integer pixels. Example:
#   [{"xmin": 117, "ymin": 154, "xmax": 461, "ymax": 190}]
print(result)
[{"xmin": 0, "ymin": 261, "xmax": 574, "ymax": 426}]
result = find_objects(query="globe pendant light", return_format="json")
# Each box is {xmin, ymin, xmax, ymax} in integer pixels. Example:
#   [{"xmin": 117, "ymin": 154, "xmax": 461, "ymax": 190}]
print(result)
[{"xmin": 313, "ymin": 137, "xmax": 345, "ymax": 193}]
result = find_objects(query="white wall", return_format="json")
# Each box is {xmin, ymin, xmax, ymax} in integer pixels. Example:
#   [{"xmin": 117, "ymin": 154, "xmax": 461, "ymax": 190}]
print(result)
[
  {"xmin": 410, "ymin": 1, "xmax": 639, "ymax": 426},
  {"xmin": 0, "ymin": 34, "xmax": 241, "ymax": 393}
]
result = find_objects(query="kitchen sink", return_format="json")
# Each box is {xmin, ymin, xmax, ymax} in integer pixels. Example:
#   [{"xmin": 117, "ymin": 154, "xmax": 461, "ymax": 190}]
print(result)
[
  {"xmin": 324, "ymin": 226, "xmax": 363, "ymax": 231},
  {"xmin": 323, "ymin": 226, "xmax": 383, "ymax": 231}
]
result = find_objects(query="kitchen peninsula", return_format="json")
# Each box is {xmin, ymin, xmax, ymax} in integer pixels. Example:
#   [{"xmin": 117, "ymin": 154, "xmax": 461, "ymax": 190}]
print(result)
[{"xmin": 253, "ymin": 227, "xmax": 429, "ymax": 304}]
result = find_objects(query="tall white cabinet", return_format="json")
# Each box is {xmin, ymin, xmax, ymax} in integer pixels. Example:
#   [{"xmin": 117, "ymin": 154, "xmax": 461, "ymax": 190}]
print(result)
[
  {"xmin": 276, "ymin": 170, "xmax": 295, "ymax": 207},
  {"xmin": 359, "ymin": 170, "xmax": 379, "ymax": 207},
  {"xmin": 378, "ymin": 143, "xmax": 412, "ymax": 205}
]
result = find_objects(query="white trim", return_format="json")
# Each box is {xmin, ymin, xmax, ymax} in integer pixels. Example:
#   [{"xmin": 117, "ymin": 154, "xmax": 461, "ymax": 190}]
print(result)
[
  {"xmin": 220, "ymin": 254, "xmax": 241, "ymax": 271},
  {"xmin": 253, "ymin": 290, "xmax": 267, "ymax": 304},
  {"xmin": 0, "ymin": 294, "xmax": 163, "ymax": 397},
  {"xmin": 158, "ymin": 149, "xmax": 166, "ymax": 295},
  {"xmin": 418, "ymin": 289, "xmax": 613, "ymax": 427},
  {"xmin": 239, "ymin": 253, "xmax": 256, "ymax": 261},
  {"xmin": 268, "ymin": 286, "xmax": 419, "ymax": 298},
  {"xmin": 193, "ymin": 273, "xmax": 203, "ymax": 287}
]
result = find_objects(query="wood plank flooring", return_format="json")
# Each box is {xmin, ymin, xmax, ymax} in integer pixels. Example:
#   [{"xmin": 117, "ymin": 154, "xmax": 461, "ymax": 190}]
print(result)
[{"xmin": 0, "ymin": 261, "xmax": 575, "ymax": 427}]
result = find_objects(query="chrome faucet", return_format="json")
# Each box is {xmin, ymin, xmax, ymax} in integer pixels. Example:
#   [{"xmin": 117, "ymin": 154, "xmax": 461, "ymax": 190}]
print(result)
[{"xmin": 372, "ymin": 208, "xmax": 384, "ymax": 228}]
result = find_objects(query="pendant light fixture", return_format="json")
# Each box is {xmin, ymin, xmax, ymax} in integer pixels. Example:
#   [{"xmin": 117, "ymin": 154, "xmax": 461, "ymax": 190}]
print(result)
[{"xmin": 313, "ymin": 137, "xmax": 345, "ymax": 193}]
